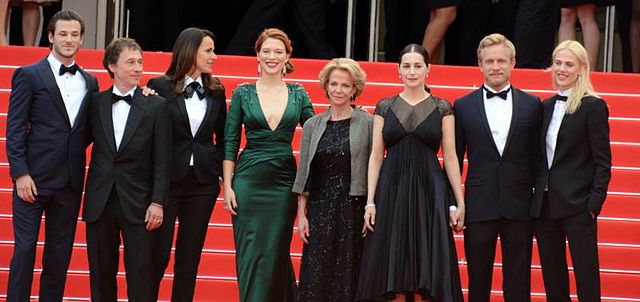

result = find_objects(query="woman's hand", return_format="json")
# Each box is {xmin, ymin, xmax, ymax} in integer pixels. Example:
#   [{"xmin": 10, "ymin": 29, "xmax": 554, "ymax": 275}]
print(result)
[
  {"xmin": 224, "ymin": 188, "xmax": 238, "ymax": 216},
  {"xmin": 362, "ymin": 205, "xmax": 376, "ymax": 236},
  {"xmin": 297, "ymin": 214, "xmax": 310, "ymax": 243},
  {"xmin": 449, "ymin": 206, "xmax": 465, "ymax": 232}
]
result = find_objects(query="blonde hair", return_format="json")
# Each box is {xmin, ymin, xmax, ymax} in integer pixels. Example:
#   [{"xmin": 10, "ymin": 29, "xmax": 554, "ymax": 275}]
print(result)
[
  {"xmin": 254, "ymin": 28, "xmax": 295, "ymax": 74},
  {"xmin": 318, "ymin": 58, "xmax": 367, "ymax": 100},
  {"xmin": 551, "ymin": 40, "xmax": 598, "ymax": 114},
  {"xmin": 476, "ymin": 33, "xmax": 516, "ymax": 60}
]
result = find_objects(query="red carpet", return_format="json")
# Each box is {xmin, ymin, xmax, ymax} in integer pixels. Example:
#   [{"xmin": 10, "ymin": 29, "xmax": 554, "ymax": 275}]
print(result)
[{"xmin": 0, "ymin": 46, "xmax": 639, "ymax": 301}]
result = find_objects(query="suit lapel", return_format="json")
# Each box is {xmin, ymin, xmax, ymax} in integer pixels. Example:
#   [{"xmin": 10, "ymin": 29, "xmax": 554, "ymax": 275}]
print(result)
[
  {"xmin": 551, "ymin": 102, "xmax": 572, "ymax": 168},
  {"xmin": 194, "ymin": 96, "xmax": 212, "ymax": 138},
  {"xmin": 99, "ymin": 88, "xmax": 117, "ymax": 154},
  {"xmin": 502, "ymin": 88, "xmax": 519, "ymax": 155},
  {"xmin": 540, "ymin": 99, "xmax": 556, "ymax": 167},
  {"xmin": 37, "ymin": 58, "xmax": 71, "ymax": 127},
  {"xmin": 117, "ymin": 88, "xmax": 148, "ymax": 154},
  {"xmin": 473, "ymin": 88, "xmax": 500, "ymax": 155},
  {"xmin": 71, "ymin": 68, "xmax": 94, "ymax": 130},
  {"xmin": 175, "ymin": 93, "xmax": 193, "ymax": 137}
]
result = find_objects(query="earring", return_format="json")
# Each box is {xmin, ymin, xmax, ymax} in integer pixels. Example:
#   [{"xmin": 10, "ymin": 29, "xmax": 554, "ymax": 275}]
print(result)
[
  {"xmin": 257, "ymin": 64, "xmax": 261, "ymax": 76},
  {"xmin": 350, "ymin": 95, "xmax": 356, "ymax": 102},
  {"xmin": 326, "ymin": 92, "xmax": 331, "ymax": 99},
  {"xmin": 282, "ymin": 62, "xmax": 288, "ymax": 76}
]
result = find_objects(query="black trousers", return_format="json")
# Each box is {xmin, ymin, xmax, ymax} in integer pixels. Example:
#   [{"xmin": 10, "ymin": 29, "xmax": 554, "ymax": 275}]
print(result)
[
  {"xmin": 86, "ymin": 191, "xmax": 155, "ymax": 302},
  {"xmin": 7, "ymin": 185, "xmax": 81, "ymax": 302},
  {"xmin": 464, "ymin": 218, "xmax": 533, "ymax": 302},
  {"xmin": 151, "ymin": 168, "xmax": 220, "ymax": 302},
  {"xmin": 534, "ymin": 194, "xmax": 601, "ymax": 302}
]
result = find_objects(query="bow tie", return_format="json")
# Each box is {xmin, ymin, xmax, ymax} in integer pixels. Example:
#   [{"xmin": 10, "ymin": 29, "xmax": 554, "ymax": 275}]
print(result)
[
  {"xmin": 111, "ymin": 93, "xmax": 133, "ymax": 105},
  {"xmin": 184, "ymin": 82, "xmax": 205, "ymax": 99},
  {"xmin": 555, "ymin": 95, "xmax": 568, "ymax": 102},
  {"xmin": 59, "ymin": 64, "xmax": 78, "ymax": 76},
  {"xmin": 484, "ymin": 87, "xmax": 511, "ymax": 100}
]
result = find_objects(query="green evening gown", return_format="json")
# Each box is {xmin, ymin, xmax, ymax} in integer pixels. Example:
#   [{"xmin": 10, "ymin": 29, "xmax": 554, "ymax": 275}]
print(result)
[{"xmin": 224, "ymin": 83, "xmax": 314, "ymax": 302}]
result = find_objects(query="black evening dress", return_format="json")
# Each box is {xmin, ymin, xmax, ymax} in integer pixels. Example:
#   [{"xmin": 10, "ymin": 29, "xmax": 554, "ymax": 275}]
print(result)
[
  {"xmin": 356, "ymin": 95, "xmax": 463, "ymax": 302},
  {"xmin": 297, "ymin": 119, "xmax": 366, "ymax": 302}
]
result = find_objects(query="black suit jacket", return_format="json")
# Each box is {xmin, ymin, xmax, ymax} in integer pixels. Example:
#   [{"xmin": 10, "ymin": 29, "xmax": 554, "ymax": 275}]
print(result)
[
  {"xmin": 531, "ymin": 95, "xmax": 611, "ymax": 219},
  {"xmin": 6, "ymin": 57, "xmax": 99, "ymax": 192},
  {"xmin": 454, "ymin": 87, "xmax": 542, "ymax": 222},
  {"xmin": 83, "ymin": 87, "xmax": 171, "ymax": 224},
  {"xmin": 147, "ymin": 77, "xmax": 226, "ymax": 192}
]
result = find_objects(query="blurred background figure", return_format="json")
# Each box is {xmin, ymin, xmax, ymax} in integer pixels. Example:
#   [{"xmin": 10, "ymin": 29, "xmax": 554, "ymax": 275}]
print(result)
[
  {"xmin": 10, "ymin": 0, "xmax": 60, "ymax": 46},
  {"xmin": 513, "ymin": 0, "xmax": 561, "ymax": 69},
  {"xmin": 0, "ymin": 0, "xmax": 8, "ymax": 45},
  {"xmin": 225, "ymin": 0, "xmax": 336, "ymax": 58},
  {"xmin": 422, "ymin": 1, "xmax": 459, "ymax": 63},
  {"xmin": 558, "ymin": 1, "xmax": 606, "ymax": 70}
]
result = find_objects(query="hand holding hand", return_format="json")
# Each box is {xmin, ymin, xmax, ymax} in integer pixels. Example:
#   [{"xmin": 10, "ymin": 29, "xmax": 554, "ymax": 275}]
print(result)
[{"xmin": 145, "ymin": 203, "xmax": 164, "ymax": 231}]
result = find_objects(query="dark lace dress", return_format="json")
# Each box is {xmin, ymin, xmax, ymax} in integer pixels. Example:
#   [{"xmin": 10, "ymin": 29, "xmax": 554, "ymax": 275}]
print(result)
[
  {"xmin": 297, "ymin": 119, "xmax": 366, "ymax": 302},
  {"xmin": 356, "ymin": 95, "xmax": 463, "ymax": 302}
]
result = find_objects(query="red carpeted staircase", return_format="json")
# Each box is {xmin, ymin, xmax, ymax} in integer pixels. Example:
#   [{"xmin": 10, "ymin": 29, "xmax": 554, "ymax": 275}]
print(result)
[{"xmin": 0, "ymin": 46, "xmax": 639, "ymax": 301}]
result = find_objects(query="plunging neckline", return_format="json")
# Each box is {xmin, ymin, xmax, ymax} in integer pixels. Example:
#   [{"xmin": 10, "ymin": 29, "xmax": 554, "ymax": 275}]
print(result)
[{"xmin": 254, "ymin": 83, "xmax": 291, "ymax": 132}]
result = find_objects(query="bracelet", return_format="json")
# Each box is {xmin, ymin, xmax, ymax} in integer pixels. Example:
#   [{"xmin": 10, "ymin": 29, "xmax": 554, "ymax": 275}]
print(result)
[{"xmin": 364, "ymin": 204, "xmax": 376, "ymax": 210}]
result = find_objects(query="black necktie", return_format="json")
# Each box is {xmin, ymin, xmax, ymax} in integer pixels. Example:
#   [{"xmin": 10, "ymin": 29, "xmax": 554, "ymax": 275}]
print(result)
[
  {"xmin": 555, "ymin": 95, "xmax": 568, "ymax": 102},
  {"xmin": 111, "ymin": 93, "xmax": 133, "ymax": 105},
  {"xmin": 59, "ymin": 64, "xmax": 78, "ymax": 76},
  {"xmin": 184, "ymin": 81, "xmax": 205, "ymax": 99},
  {"xmin": 484, "ymin": 87, "xmax": 511, "ymax": 100}
]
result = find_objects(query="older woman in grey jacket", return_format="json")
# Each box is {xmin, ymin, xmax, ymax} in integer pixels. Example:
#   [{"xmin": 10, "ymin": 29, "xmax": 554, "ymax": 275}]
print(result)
[{"xmin": 292, "ymin": 58, "xmax": 373, "ymax": 301}]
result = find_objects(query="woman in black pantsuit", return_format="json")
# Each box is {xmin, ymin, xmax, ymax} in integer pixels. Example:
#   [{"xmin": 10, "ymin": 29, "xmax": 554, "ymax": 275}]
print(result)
[
  {"xmin": 147, "ymin": 27, "xmax": 227, "ymax": 301},
  {"xmin": 531, "ymin": 40, "xmax": 611, "ymax": 302}
]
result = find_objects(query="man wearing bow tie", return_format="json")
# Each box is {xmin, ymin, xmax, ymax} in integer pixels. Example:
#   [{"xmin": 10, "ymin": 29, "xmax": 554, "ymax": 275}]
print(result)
[
  {"xmin": 453, "ymin": 33, "xmax": 542, "ymax": 302},
  {"xmin": 5, "ymin": 10, "xmax": 99, "ymax": 301},
  {"xmin": 83, "ymin": 37, "xmax": 170, "ymax": 301}
]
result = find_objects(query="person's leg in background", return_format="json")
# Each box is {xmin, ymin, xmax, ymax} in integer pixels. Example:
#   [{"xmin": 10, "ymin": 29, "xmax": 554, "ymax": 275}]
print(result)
[
  {"xmin": 20, "ymin": 1, "xmax": 39, "ymax": 46},
  {"xmin": 422, "ymin": 4, "xmax": 457, "ymax": 63}
]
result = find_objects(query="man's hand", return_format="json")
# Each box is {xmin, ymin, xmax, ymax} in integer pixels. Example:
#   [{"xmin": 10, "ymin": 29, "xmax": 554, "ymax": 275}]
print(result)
[
  {"xmin": 15, "ymin": 174, "xmax": 37, "ymax": 203},
  {"xmin": 141, "ymin": 86, "xmax": 157, "ymax": 97},
  {"xmin": 145, "ymin": 203, "xmax": 164, "ymax": 231}
]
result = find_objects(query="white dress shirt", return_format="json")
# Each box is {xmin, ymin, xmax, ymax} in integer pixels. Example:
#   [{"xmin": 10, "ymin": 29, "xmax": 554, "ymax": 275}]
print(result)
[
  {"xmin": 112, "ymin": 86, "xmax": 135, "ymax": 151},
  {"xmin": 184, "ymin": 76, "xmax": 208, "ymax": 165},
  {"xmin": 545, "ymin": 89, "xmax": 571, "ymax": 168},
  {"xmin": 483, "ymin": 84, "xmax": 513, "ymax": 156},
  {"xmin": 47, "ymin": 54, "xmax": 87, "ymax": 127}
]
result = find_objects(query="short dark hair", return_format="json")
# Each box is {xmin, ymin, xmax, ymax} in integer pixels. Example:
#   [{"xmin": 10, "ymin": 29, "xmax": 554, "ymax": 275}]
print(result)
[
  {"xmin": 47, "ymin": 9, "xmax": 85, "ymax": 37},
  {"xmin": 103, "ymin": 38, "xmax": 142, "ymax": 78}
]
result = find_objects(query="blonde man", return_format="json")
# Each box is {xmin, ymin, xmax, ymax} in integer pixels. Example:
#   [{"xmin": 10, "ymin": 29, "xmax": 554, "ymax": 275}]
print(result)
[{"xmin": 453, "ymin": 33, "xmax": 542, "ymax": 302}]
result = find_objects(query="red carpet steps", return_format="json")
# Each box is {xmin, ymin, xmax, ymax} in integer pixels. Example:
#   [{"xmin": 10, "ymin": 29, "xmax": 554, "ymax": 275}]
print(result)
[{"xmin": 0, "ymin": 46, "xmax": 639, "ymax": 301}]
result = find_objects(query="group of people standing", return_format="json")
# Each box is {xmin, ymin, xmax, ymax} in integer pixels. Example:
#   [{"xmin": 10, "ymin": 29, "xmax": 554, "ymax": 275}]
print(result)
[{"xmin": 4, "ymin": 8, "xmax": 611, "ymax": 302}]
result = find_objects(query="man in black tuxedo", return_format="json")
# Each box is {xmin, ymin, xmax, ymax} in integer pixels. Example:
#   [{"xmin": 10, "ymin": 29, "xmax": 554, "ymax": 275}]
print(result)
[
  {"xmin": 83, "ymin": 37, "xmax": 170, "ymax": 302},
  {"xmin": 454, "ymin": 33, "xmax": 541, "ymax": 302},
  {"xmin": 5, "ymin": 10, "xmax": 99, "ymax": 301}
]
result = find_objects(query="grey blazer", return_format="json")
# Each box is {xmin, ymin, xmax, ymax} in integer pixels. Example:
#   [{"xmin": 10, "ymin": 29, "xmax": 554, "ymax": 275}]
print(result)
[{"xmin": 293, "ymin": 108, "xmax": 373, "ymax": 196}]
